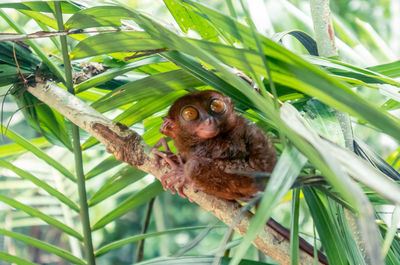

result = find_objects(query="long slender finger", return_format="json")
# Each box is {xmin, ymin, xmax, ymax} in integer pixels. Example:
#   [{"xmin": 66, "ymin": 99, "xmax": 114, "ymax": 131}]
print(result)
[
  {"xmin": 160, "ymin": 175, "xmax": 169, "ymax": 190},
  {"xmin": 153, "ymin": 138, "xmax": 164, "ymax": 149},
  {"xmin": 153, "ymin": 150, "xmax": 172, "ymax": 169},
  {"xmin": 153, "ymin": 152, "xmax": 161, "ymax": 169},
  {"xmin": 167, "ymin": 177, "xmax": 183, "ymax": 189},
  {"xmin": 152, "ymin": 139, "xmax": 166, "ymax": 169},
  {"xmin": 153, "ymin": 151, "xmax": 178, "ymax": 169},
  {"xmin": 161, "ymin": 172, "xmax": 177, "ymax": 191},
  {"xmin": 159, "ymin": 137, "xmax": 172, "ymax": 152},
  {"xmin": 176, "ymin": 185, "xmax": 187, "ymax": 198},
  {"xmin": 169, "ymin": 178, "xmax": 187, "ymax": 198},
  {"xmin": 177, "ymin": 155, "xmax": 183, "ymax": 165}
]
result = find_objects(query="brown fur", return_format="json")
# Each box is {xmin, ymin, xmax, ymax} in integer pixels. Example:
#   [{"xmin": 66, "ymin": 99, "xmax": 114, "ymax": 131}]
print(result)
[{"xmin": 160, "ymin": 90, "xmax": 277, "ymax": 200}]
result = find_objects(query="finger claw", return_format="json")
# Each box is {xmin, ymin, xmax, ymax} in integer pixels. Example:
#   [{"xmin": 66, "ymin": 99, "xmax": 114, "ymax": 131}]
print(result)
[{"xmin": 178, "ymin": 189, "xmax": 186, "ymax": 198}]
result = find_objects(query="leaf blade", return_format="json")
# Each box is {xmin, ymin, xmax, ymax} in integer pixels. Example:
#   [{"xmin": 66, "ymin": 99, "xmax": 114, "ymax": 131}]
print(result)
[
  {"xmin": 0, "ymin": 195, "xmax": 82, "ymax": 240},
  {"xmin": 91, "ymin": 181, "xmax": 163, "ymax": 230},
  {"xmin": 0, "ymin": 229, "xmax": 85, "ymax": 265},
  {"xmin": 231, "ymin": 147, "xmax": 307, "ymax": 265},
  {"xmin": 0, "ymin": 159, "xmax": 79, "ymax": 212},
  {"xmin": 3, "ymin": 129, "xmax": 75, "ymax": 182}
]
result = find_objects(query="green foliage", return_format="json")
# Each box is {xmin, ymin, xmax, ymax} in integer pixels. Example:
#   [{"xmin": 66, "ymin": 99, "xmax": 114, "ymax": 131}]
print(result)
[{"xmin": 1, "ymin": 0, "xmax": 400, "ymax": 265}]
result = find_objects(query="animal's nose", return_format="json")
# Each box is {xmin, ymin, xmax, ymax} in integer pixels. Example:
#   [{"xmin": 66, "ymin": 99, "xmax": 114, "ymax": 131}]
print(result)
[{"xmin": 204, "ymin": 117, "xmax": 213, "ymax": 125}]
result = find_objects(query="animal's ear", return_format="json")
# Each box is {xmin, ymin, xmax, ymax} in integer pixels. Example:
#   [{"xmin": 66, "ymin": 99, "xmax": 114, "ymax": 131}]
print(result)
[
  {"xmin": 160, "ymin": 116, "xmax": 176, "ymax": 138},
  {"xmin": 224, "ymin": 95, "xmax": 233, "ymax": 108}
]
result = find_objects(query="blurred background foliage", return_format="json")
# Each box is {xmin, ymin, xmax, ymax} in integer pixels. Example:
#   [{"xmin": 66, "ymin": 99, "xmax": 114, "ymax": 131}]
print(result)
[{"xmin": 0, "ymin": 0, "xmax": 399, "ymax": 265}]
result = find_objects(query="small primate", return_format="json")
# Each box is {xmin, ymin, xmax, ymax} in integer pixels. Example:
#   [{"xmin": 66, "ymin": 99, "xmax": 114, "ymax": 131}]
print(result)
[
  {"xmin": 154, "ymin": 90, "xmax": 277, "ymax": 200},
  {"xmin": 154, "ymin": 90, "xmax": 328, "ymax": 264}
]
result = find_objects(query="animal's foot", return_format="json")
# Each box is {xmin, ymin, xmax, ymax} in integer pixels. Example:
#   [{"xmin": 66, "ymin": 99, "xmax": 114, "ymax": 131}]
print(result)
[{"xmin": 160, "ymin": 165, "xmax": 188, "ymax": 198}]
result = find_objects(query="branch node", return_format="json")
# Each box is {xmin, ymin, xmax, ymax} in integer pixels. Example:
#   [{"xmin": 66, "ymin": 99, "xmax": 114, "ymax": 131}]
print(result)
[{"xmin": 92, "ymin": 122, "xmax": 146, "ymax": 166}]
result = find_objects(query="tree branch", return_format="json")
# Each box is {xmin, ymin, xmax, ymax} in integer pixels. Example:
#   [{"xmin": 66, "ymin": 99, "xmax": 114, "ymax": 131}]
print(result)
[
  {"xmin": 26, "ymin": 80, "xmax": 321, "ymax": 265},
  {"xmin": 0, "ymin": 29, "xmax": 121, "ymax": 42}
]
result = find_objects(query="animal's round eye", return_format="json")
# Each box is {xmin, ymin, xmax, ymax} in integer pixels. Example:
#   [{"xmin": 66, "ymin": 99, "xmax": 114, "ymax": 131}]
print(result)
[
  {"xmin": 181, "ymin": 106, "xmax": 199, "ymax": 121},
  {"xmin": 210, "ymin": 99, "xmax": 226, "ymax": 113}
]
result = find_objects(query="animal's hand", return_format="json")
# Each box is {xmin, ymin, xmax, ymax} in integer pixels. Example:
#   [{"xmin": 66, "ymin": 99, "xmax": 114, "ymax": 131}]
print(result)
[
  {"xmin": 153, "ymin": 138, "xmax": 191, "ymax": 200},
  {"xmin": 152, "ymin": 137, "xmax": 176, "ymax": 169}
]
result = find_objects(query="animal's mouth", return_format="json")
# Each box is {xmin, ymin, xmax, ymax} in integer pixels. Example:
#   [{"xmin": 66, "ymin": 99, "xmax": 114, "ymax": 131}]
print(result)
[
  {"xmin": 196, "ymin": 117, "xmax": 220, "ymax": 139},
  {"xmin": 197, "ymin": 129, "xmax": 219, "ymax": 139}
]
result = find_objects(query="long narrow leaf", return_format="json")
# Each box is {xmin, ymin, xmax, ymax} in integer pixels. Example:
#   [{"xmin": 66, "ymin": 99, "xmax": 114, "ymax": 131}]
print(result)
[
  {"xmin": 382, "ymin": 205, "xmax": 400, "ymax": 257},
  {"xmin": 354, "ymin": 139, "xmax": 400, "ymax": 181},
  {"xmin": 89, "ymin": 166, "xmax": 146, "ymax": 206},
  {"xmin": 368, "ymin": 61, "xmax": 400, "ymax": 78},
  {"xmin": 290, "ymin": 188, "xmax": 300, "ymax": 265},
  {"xmin": 0, "ymin": 195, "xmax": 82, "ymax": 240},
  {"xmin": 0, "ymin": 159, "xmax": 79, "ymax": 212},
  {"xmin": 176, "ymin": 1, "xmax": 400, "ymax": 141},
  {"xmin": 70, "ymin": 31, "xmax": 165, "ymax": 59},
  {"xmin": 0, "ymin": 1, "xmax": 80, "ymax": 13},
  {"xmin": 0, "ymin": 137, "xmax": 50, "ymax": 158},
  {"xmin": 91, "ymin": 181, "xmax": 163, "ymax": 230},
  {"xmin": 281, "ymin": 104, "xmax": 384, "ymax": 264},
  {"xmin": 161, "ymin": 51, "xmax": 253, "ymax": 110},
  {"xmin": 303, "ymin": 188, "xmax": 348, "ymax": 265},
  {"xmin": 305, "ymin": 56, "xmax": 400, "ymax": 87},
  {"xmin": 85, "ymin": 155, "xmax": 121, "ymax": 180},
  {"xmin": 163, "ymin": 0, "xmax": 219, "ymax": 41},
  {"xmin": 96, "ymin": 226, "xmax": 219, "ymax": 256},
  {"xmin": 19, "ymin": 9, "xmax": 59, "ymax": 31},
  {"xmin": 92, "ymin": 69, "xmax": 201, "ymax": 112},
  {"xmin": 272, "ymin": 30, "xmax": 318, "ymax": 56},
  {"xmin": 231, "ymin": 146, "xmax": 307, "ymax": 265},
  {"xmin": 0, "ymin": 10, "xmax": 65, "ymax": 81},
  {"xmin": 136, "ymin": 256, "xmax": 270, "ymax": 265},
  {"xmin": 75, "ymin": 55, "xmax": 166, "ymax": 93},
  {"xmin": 66, "ymin": 5, "xmax": 134, "ymax": 29},
  {"xmin": 3, "ymin": 129, "xmax": 75, "ymax": 182},
  {"xmin": 0, "ymin": 251, "xmax": 38, "ymax": 265},
  {"xmin": 327, "ymin": 198, "xmax": 366, "ymax": 265},
  {"xmin": 0, "ymin": 229, "xmax": 85, "ymax": 265}
]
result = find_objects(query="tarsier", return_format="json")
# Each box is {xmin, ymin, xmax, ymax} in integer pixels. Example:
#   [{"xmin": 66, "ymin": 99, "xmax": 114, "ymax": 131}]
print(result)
[
  {"xmin": 154, "ymin": 90, "xmax": 277, "ymax": 200},
  {"xmin": 154, "ymin": 90, "xmax": 328, "ymax": 264}
]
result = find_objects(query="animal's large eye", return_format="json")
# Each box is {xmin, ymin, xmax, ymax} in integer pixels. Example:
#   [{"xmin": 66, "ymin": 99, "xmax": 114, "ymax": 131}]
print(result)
[
  {"xmin": 181, "ymin": 106, "xmax": 199, "ymax": 121},
  {"xmin": 210, "ymin": 99, "xmax": 226, "ymax": 113}
]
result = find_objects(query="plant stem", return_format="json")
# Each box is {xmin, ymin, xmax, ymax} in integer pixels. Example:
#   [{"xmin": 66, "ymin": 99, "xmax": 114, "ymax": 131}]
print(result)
[
  {"xmin": 290, "ymin": 188, "xmax": 300, "ymax": 265},
  {"xmin": 308, "ymin": 2, "xmax": 386, "ymax": 265},
  {"xmin": 309, "ymin": 0, "xmax": 354, "ymax": 151},
  {"xmin": 54, "ymin": 3, "xmax": 96, "ymax": 265},
  {"xmin": 226, "ymin": 0, "xmax": 237, "ymax": 18},
  {"xmin": 135, "ymin": 198, "xmax": 155, "ymax": 262},
  {"xmin": 309, "ymin": 0, "xmax": 337, "ymax": 58}
]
